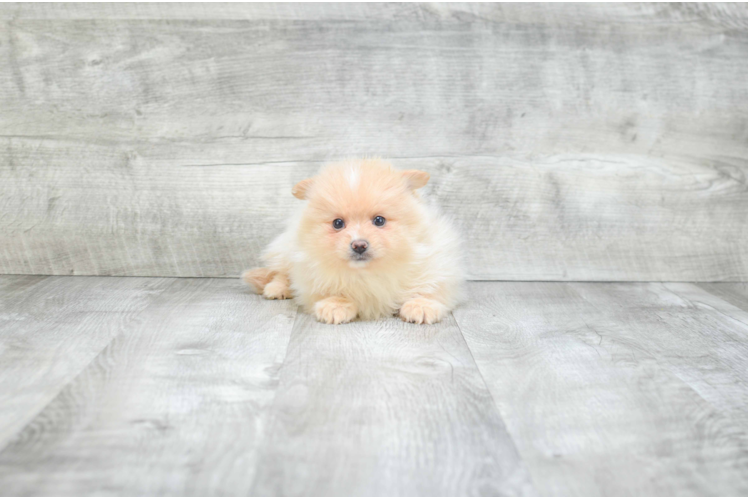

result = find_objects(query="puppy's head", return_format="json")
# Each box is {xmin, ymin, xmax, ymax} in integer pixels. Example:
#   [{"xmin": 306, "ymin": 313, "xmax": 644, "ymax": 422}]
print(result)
[{"xmin": 293, "ymin": 159, "xmax": 429, "ymax": 270}]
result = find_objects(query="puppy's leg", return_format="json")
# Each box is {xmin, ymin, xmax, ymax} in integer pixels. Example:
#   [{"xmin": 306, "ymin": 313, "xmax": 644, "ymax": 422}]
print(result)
[
  {"xmin": 262, "ymin": 272, "xmax": 292, "ymax": 300},
  {"xmin": 399, "ymin": 297, "xmax": 448, "ymax": 325},
  {"xmin": 242, "ymin": 267, "xmax": 276, "ymax": 294},
  {"xmin": 314, "ymin": 296, "xmax": 357, "ymax": 324}
]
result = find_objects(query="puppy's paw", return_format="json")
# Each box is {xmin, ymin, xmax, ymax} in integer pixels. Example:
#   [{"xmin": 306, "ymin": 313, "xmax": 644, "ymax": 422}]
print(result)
[
  {"xmin": 314, "ymin": 297, "xmax": 357, "ymax": 324},
  {"xmin": 399, "ymin": 298, "xmax": 447, "ymax": 325},
  {"xmin": 263, "ymin": 280, "xmax": 292, "ymax": 300},
  {"xmin": 242, "ymin": 268, "xmax": 275, "ymax": 294}
]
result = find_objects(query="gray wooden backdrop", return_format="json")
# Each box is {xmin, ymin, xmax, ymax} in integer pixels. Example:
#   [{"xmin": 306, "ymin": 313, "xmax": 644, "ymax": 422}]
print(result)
[{"xmin": 1, "ymin": 3, "xmax": 747, "ymax": 280}]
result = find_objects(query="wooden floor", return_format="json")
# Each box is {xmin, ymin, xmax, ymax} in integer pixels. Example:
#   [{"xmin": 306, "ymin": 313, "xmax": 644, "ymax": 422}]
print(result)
[{"xmin": 1, "ymin": 276, "xmax": 747, "ymax": 496}]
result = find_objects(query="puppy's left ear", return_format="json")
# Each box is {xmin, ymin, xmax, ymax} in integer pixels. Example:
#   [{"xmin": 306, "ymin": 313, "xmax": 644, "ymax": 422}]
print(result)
[
  {"xmin": 401, "ymin": 170, "xmax": 430, "ymax": 190},
  {"xmin": 292, "ymin": 178, "xmax": 314, "ymax": 200}
]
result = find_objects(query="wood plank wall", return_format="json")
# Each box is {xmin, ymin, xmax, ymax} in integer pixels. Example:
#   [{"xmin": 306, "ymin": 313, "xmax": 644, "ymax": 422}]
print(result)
[{"xmin": 1, "ymin": 3, "xmax": 747, "ymax": 280}]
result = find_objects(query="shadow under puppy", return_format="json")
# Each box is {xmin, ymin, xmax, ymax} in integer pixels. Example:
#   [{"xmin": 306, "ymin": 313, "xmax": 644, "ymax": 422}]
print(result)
[{"xmin": 243, "ymin": 159, "xmax": 464, "ymax": 324}]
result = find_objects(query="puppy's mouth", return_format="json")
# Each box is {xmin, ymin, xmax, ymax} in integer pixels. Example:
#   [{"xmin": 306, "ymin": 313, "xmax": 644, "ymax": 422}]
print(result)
[
  {"xmin": 349, "ymin": 252, "xmax": 371, "ymax": 261},
  {"xmin": 348, "ymin": 252, "xmax": 372, "ymax": 266}
]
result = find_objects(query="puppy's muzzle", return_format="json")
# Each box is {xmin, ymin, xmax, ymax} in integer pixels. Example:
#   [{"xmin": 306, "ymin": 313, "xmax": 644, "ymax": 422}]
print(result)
[{"xmin": 351, "ymin": 239, "xmax": 369, "ymax": 255}]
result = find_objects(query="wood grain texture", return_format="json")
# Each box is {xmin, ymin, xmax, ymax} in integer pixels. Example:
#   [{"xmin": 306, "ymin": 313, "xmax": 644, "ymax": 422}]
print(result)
[
  {"xmin": 0, "ymin": 275, "xmax": 173, "ymax": 450},
  {"xmin": 251, "ymin": 312, "xmax": 533, "ymax": 496},
  {"xmin": 2, "ymin": 276, "xmax": 748, "ymax": 494},
  {"xmin": 0, "ymin": 278, "xmax": 297, "ymax": 495},
  {"xmin": 1, "ymin": 3, "xmax": 747, "ymax": 27},
  {"xmin": 453, "ymin": 281, "xmax": 748, "ymax": 496},
  {"xmin": 2, "ymin": 152, "xmax": 746, "ymax": 281},
  {"xmin": 572, "ymin": 282, "xmax": 748, "ymax": 434},
  {"xmin": 698, "ymin": 282, "xmax": 748, "ymax": 311},
  {"xmin": 0, "ymin": 3, "xmax": 747, "ymax": 280}
]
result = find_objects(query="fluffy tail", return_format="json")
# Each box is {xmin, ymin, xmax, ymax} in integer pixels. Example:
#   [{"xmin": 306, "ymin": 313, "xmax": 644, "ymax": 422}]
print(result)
[{"xmin": 242, "ymin": 267, "xmax": 276, "ymax": 294}]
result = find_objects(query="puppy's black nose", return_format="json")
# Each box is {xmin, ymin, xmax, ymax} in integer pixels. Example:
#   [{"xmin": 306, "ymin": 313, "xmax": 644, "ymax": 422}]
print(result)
[{"xmin": 351, "ymin": 239, "xmax": 369, "ymax": 254}]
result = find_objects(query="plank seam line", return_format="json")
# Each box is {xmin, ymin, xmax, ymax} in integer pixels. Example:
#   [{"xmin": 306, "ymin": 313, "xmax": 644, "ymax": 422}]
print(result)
[
  {"xmin": 0, "ymin": 277, "xmax": 178, "ymax": 456},
  {"xmin": 2, "ymin": 274, "xmax": 748, "ymax": 284},
  {"xmin": 693, "ymin": 283, "xmax": 748, "ymax": 320},
  {"xmin": 665, "ymin": 283, "xmax": 748, "ymax": 334},
  {"xmin": 246, "ymin": 304, "xmax": 302, "ymax": 496},
  {"xmin": 448, "ymin": 310, "xmax": 538, "ymax": 493}
]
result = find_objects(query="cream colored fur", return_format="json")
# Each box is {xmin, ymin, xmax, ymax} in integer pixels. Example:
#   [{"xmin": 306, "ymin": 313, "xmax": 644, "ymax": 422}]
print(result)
[{"xmin": 242, "ymin": 159, "xmax": 464, "ymax": 324}]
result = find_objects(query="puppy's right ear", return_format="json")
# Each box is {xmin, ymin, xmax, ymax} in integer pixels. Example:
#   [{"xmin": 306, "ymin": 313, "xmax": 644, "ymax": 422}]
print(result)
[
  {"xmin": 401, "ymin": 170, "xmax": 430, "ymax": 190},
  {"xmin": 292, "ymin": 178, "xmax": 314, "ymax": 200}
]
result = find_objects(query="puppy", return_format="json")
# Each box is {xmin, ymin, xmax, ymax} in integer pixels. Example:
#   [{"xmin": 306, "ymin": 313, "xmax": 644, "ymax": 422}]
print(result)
[{"xmin": 242, "ymin": 159, "xmax": 464, "ymax": 324}]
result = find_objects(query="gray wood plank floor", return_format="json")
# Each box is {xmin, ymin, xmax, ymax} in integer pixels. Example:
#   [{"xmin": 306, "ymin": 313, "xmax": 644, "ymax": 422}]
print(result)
[
  {"xmin": 453, "ymin": 282, "xmax": 748, "ymax": 496},
  {"xmin": 1, "ymin": 276, "xmax": 748, "ymax": 495},
  {"xmin": 251, "ymin": 313, "xmax": 532, "ymax": 496}
]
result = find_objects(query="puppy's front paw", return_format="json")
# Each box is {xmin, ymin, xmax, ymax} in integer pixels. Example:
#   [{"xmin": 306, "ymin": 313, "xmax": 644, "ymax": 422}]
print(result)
[
  {"xmin": 314, "ymin": 297, "xmax": 357, "ymax": 324},
  {"xmin": 242, "ymin": 268, "xmax": 275, "ymax": 294},
  {"xmin": 263, "ymin": 280, "xmax": 291, "ymax": 300},
  {"xmin": 399, "ymin": 298, "xmax": 447, "ymax": 325}
]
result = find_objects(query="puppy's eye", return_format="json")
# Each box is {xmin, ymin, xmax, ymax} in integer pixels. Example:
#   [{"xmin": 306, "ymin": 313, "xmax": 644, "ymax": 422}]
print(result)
[
  {"xmin": 373, "ymin": 216, "xmax": 386, "ymax": 227},
  {"xmin": 332, "ymin": 218, "xmax": 345, "ymax": 229}
]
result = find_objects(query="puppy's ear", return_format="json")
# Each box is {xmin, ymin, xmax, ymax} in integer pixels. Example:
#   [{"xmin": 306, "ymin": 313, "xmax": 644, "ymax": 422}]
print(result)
[
  {"xmin": 292, "ymin": 178, "xmax": 314, "ymax": 200},
  {"xmin": 401, "ymin": 170, "xmax": 430, "ymax": 190}
]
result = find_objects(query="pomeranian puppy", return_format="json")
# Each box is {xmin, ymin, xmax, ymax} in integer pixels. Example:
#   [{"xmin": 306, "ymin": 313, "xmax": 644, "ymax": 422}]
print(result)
[{"xmin": 242, "ymin": 159, "xmax": 464, "ymax": 324}]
